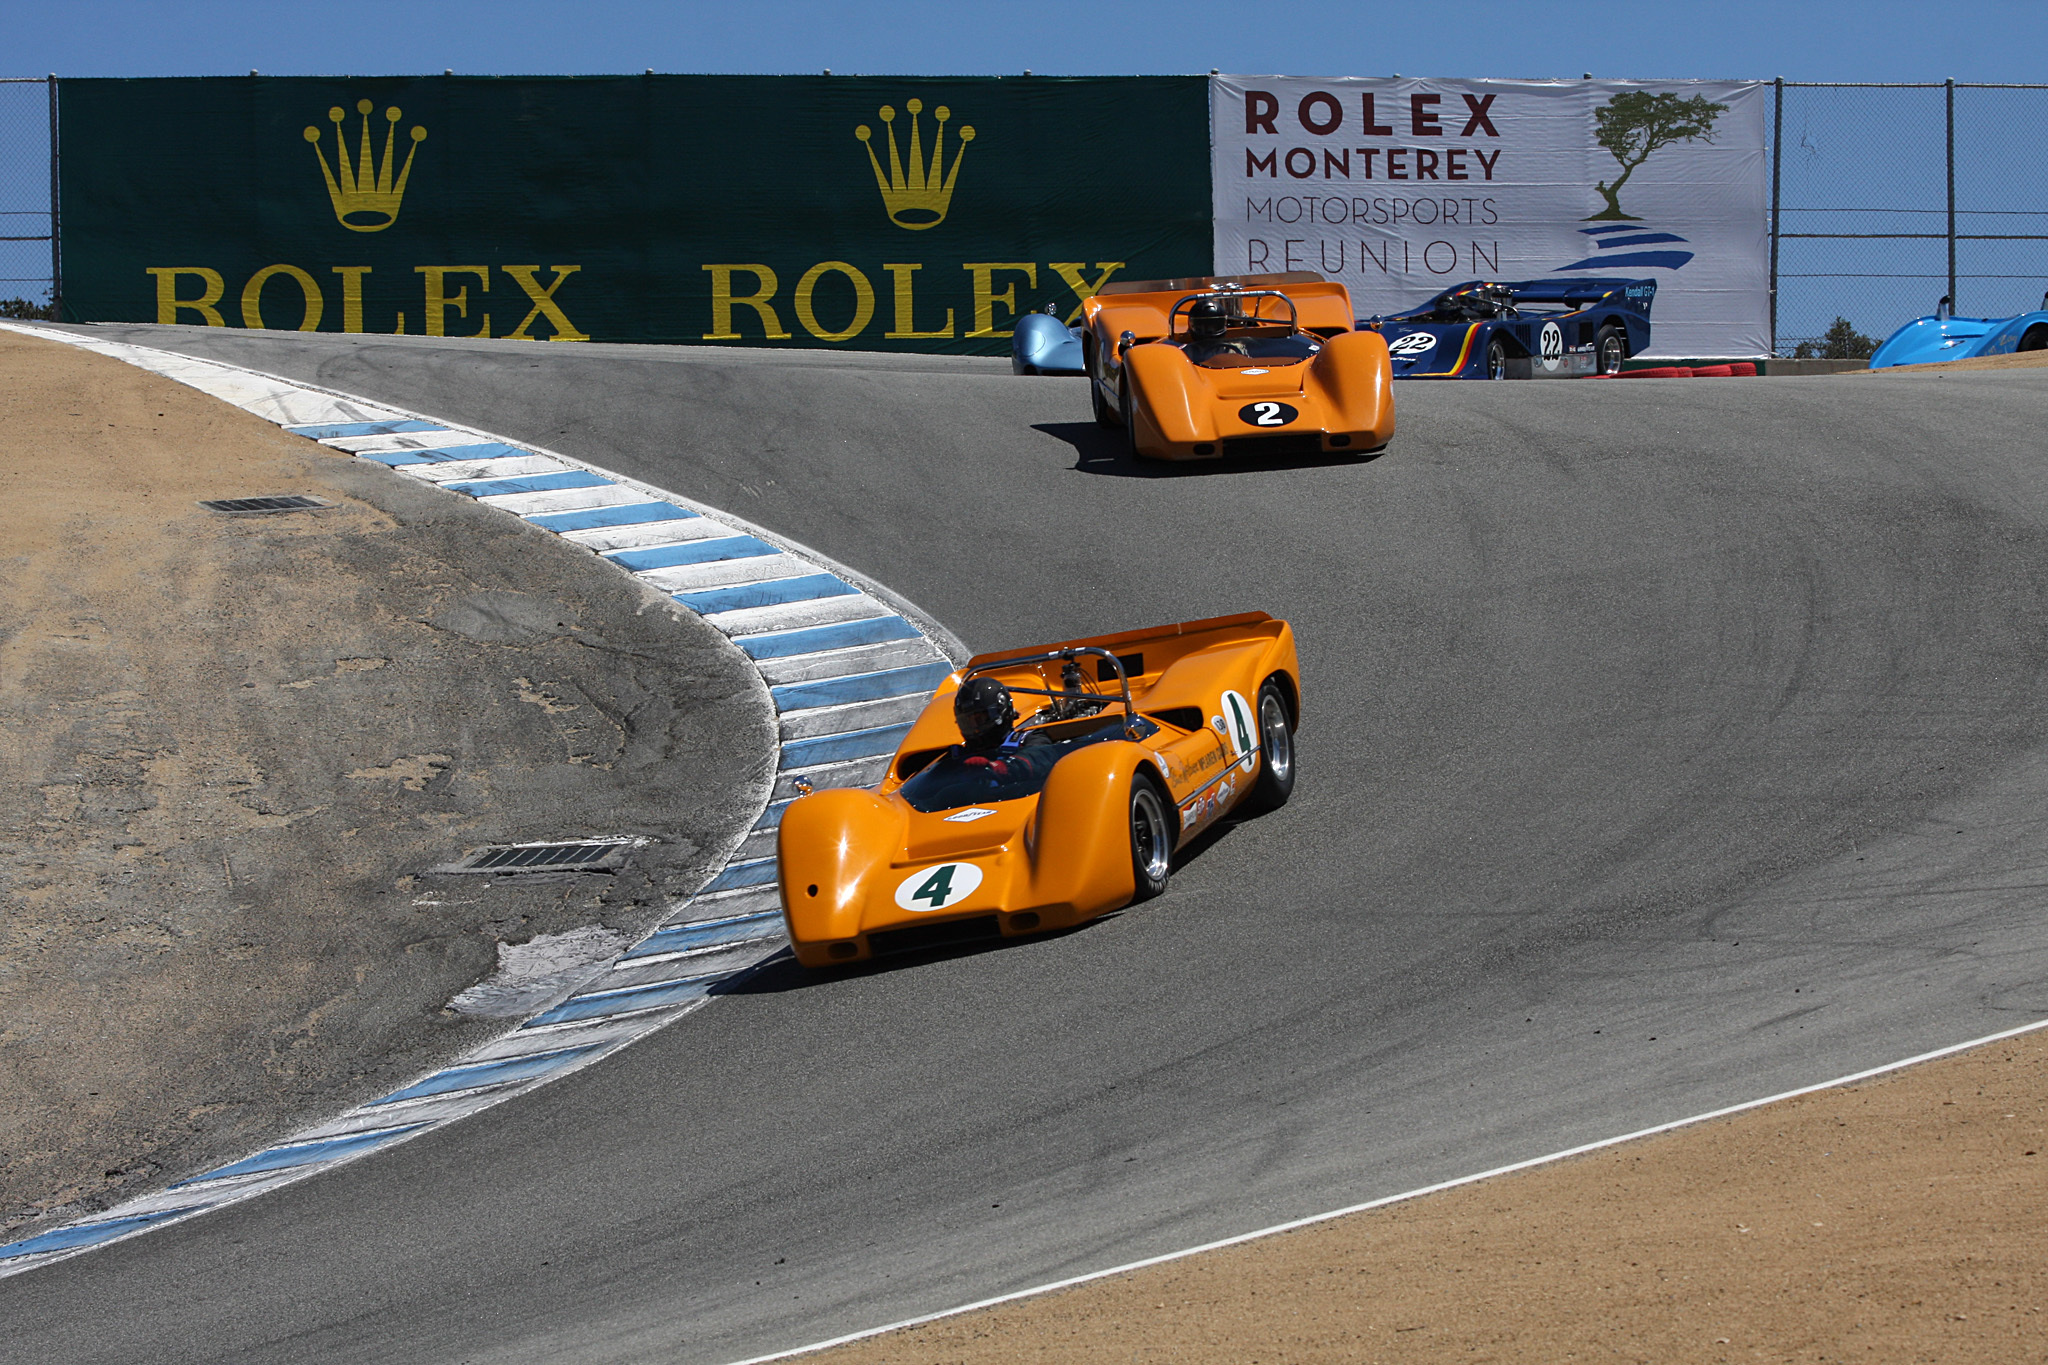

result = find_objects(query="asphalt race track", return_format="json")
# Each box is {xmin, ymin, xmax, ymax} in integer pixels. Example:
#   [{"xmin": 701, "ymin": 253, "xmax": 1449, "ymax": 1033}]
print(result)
[{"xmin": 9, "ymin": 326, "xmax": 2048, "ymax": 1364}]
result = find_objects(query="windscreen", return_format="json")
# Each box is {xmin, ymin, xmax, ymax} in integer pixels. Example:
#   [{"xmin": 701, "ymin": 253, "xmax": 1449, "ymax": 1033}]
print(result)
[
  {"xmin": 1235, "ymin": 334, "xmax": 1323, "ymax": 360},
  {"xmin": 898, "ymin": 715, "xmax": 1155, "ymax": 814}
]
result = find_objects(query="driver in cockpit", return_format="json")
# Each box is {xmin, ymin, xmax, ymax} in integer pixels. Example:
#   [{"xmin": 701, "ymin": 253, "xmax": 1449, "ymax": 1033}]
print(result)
[
  {"xmin": 944, "ymin": 667, "xmax": 1109, "ymax": 778},
  {"xmin": 943, "ymin": 677, "xmax": 1057, "ymax": 784},
  {"xmin": 1176, "ymin": 296, "xmax": 1248, "ymax": 364},
  {"xmin": 1432, "ymin": 283, "xmax": 1517, "ymax": 323},
  {"xmin": 897, "ymin": 667, "xmax": 1130, "ymax": 809}
]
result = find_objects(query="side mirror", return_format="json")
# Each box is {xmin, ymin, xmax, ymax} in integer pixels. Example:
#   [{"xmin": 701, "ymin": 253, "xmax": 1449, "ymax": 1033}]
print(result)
[
  {"xmin": 1119, "ymin": 329, "xmax": 1137, "ymax": 355},
  {"xmin": 1043, "ymin": 301, "xmax": 1059, "ymax": 315}
]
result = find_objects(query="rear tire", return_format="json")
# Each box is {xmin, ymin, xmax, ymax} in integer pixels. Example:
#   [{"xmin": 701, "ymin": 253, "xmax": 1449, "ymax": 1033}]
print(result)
[
  {"xmin": 1486, "ymin": 338, "xmax": 1510, "ymax": 380},
  {"xmin": 1247, "ymin": 680, "xmax": 1296, "ymax": 811},
  {"xmin": 1128, "ymin": 773, "xmax": 1173, "ymax": 903},
  {"xmin": 2019, "ymin": 324, "xmax": 2048, "ymax": 353},
  {"xmin": 1595, "ymin": 324, "xmax": 1627, "ymax": 376}
]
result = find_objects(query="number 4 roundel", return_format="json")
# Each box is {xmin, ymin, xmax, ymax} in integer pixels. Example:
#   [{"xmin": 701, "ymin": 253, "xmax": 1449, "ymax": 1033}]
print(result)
[
  {"xmin": 894, "ymin": 861, "xmax": 985, "ymax": 912},
  {"xmin": 1220, "ymin": 689, "xmax": 1256, "ymax": 771}
]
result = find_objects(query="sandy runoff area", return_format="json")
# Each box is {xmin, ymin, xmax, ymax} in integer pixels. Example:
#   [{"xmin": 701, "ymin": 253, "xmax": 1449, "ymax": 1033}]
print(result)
[{"xmin": 811, "ymin": 1030, "xmax": 2045, "ymax": 1363}]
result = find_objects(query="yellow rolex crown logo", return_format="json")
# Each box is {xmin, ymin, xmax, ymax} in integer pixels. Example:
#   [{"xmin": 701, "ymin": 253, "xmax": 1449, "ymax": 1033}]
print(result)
[
  {"xmin": 855, "ymin": 99, "xmax": 974, "ymax": 231},
  {"xmin": 304, "ymin": 99, "xmax": 427, "ymax": 233}
]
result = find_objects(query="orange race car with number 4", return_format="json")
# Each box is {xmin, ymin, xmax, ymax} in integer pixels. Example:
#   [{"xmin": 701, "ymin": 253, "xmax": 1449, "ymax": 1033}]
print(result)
[
  {"xmin": 1082, "ymin": 271, "xmax": 1395, "ymax": 461},
  {"xmin": 777, "ymin": 612, "xmax": 1301, "ymax": 967}
]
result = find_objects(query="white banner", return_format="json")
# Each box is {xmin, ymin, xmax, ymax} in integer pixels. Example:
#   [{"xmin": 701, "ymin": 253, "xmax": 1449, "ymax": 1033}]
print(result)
[{"xmin": 1211, "ymin": 76, "xmax": 1768, "ymax": 358}]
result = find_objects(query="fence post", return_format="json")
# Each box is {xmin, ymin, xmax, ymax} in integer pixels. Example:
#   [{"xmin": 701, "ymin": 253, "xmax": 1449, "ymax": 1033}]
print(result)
[
  {"xmin": 1769, "ymin": 77, "xmax": 1782, "ymax": 357},
  {"xmin": 1944, "ymin": 77, "xmax": 1955, "ymax": 312},
  {"xmin": 47, "ymin": 73, "xmax": 59, "ymax": 320}
]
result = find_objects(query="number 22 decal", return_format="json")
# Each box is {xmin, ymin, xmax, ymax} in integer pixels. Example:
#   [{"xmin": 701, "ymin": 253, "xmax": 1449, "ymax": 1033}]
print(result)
[{"xmin": 1237, "ymin": 400, "xmax": 1299, "ymax": 427}]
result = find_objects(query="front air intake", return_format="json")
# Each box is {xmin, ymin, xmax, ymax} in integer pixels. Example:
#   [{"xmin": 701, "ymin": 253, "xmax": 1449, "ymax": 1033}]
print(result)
[
  {"xmin": 867, "ymin": 915, "xmax": 1001, "ymax": 958},
  {"xmin": 1222, "ymin": 433, "xmax": 1323, "ymax": 459}
]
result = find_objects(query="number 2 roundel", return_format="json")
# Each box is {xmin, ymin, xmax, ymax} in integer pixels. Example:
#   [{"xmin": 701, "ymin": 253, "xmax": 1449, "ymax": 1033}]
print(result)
[
  {"xmin": 1237, "ymin": 400, "xmax": 1299, "ymax": 428},
  {"xmin": 895, "ymin": 861, "xmax": 985, "ymax": 912}
]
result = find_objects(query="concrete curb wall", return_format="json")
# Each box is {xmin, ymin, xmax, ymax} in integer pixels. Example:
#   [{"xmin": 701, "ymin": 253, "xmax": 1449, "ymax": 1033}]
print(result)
[{"xmin": 0, "ymin": 321, "xmax": 966, "ymax": 1276}]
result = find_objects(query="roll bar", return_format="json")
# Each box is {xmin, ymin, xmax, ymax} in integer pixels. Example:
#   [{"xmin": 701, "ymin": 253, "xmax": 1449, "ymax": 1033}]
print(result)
[
  {"xmin": 963, "ymin": 647, "xmax": 1141, "ymax": 739},
  {"xmin": 1166, "ymin": 289, "xmax": 1298, "ymax": 337}
]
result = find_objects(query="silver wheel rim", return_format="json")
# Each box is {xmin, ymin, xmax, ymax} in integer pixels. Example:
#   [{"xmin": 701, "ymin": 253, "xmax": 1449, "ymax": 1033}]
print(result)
[
  {"xmin": 1131, "ymin": 784, "xmax": 1171, "ymax": 882},
  {"xmin": 1488, "ymin": 345, "xmax": 1506, "ymax": 379},
  {"xmin": 1601, "ymin": 337, "xmax": 1624, "ymax": 374},
  {"xmin": 1260, "ymin": 691, "xmax": 1292, "ymax": 784}
]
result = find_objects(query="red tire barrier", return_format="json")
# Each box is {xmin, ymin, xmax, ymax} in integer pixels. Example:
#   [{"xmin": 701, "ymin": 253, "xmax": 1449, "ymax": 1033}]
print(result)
[{"xmin": 1616, "ymin": 362, "xmax": 1758, "ymax": 379}]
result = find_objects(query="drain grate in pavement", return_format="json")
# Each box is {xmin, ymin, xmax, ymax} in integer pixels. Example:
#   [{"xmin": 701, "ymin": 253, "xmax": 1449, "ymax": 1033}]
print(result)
[
  {"xmin": 432, "ymin": 836, "xmax": 649, "ymax": 876},
  {"xmin": 199, "ymin": 494, "xmax": 336, "ymax": 515}
]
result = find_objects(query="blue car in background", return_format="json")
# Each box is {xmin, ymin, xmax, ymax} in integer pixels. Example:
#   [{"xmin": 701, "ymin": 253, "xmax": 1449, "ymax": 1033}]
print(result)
[
  {"xmin": 1012, "ymin": 304, "xmax": 1085, "ymax": 375},
  {"xmin": 1366, "ymin": 278, "xmax": 1656, "ymax": 380},
  {"xmin": 1868, "ymin": 295, "xmax": 2048, "ymax": 369}
]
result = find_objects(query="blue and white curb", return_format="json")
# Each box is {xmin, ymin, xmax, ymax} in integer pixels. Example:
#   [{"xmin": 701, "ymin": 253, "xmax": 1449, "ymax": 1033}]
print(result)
[{"xmin": 0, "ymin": 323, "xmax": 966, "ymax": 1276}]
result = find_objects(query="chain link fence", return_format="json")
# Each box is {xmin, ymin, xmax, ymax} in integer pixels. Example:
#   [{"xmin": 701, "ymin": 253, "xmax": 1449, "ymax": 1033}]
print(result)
[
  {"xmin": 1773, "ymin": 80, "xmax": 2048, "ymax": 357},
  {"xmin": 0, "ymin": 77, "xmax": 56, "ymax": 318},
  {"xmin": 2, "ymin": 75, "xmax": 2041, "ymax": 351}
]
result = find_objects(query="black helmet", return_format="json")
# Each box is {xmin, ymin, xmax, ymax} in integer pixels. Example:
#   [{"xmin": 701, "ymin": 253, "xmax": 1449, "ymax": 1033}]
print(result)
[
  {"xmin": 954, "ymin": 677, "xmax": 1017, "ymax": 749},
  {"xmin": 1188, "ymin": 296, "xmax": 1229, "ymax": 339}
]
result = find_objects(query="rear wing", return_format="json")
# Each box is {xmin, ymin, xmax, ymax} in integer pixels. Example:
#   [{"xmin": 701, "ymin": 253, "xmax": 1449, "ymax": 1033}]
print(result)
[
  {"xmin": 1086, "ymin": 281, "xmax": 1356, "ymax": 343},
  {"xmin": 886, "ymin": 613, "xmax": 1294, "ymax": 783},
  {"xmin": 965, "ymin": 611, "xmax": 1280, "ymax": 681},
  {"xmin": 1506, "ymin": 277, "xmax": 1656, "ymax": 314},
  {"xmin": 1098, "ymin": 271, "xmax": 1324, "ymax": 296}
]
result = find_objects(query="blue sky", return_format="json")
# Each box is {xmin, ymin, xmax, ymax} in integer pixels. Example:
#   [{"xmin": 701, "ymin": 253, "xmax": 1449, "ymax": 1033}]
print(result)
[{"xmin": 8, "ymin": 0, "xmax": 2046, "ymax": 82}]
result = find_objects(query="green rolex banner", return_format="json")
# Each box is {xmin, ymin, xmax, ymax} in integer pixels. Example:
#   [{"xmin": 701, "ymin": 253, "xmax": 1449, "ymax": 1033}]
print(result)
[{"xmin": 57, "ymin": 75, "xmax": 1212, "ymax": 352}]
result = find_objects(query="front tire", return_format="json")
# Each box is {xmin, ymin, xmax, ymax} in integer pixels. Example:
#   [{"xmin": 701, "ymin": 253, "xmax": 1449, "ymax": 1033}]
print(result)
[
  {"xmin": 1088, "ymin": 340, "xmax": 1121, "ymax": 428},
  {"xmin": 1091, "ymin": 374, "xmax": 1119, "ymax": 427},
  {"xmin": 1247, "ymin": 680, "xmax": 1296, "ymax": 811},
  {"xmin": 1595, "ymin": 324, "xmax": 1627, "ymax": 376},
  {"xmin": 1486, "ymin": 337, "xmax": 1510, "ymax": 380},
  {"xmin": 1128, "ymin": 773, "xmax": 1173, "ymax": 903},
  {"xmin": 1119, "ymin": 373, "xmax": 1144, "ymax": 458},
  {"xmin": 2019, "ymin": 324, "xmax": 2048, "ymax": 353}
]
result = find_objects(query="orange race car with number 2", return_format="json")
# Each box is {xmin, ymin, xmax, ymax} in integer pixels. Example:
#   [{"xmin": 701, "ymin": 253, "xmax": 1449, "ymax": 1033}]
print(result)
[
  {"xmin": 1082, "ymin": 271, "xmax": 1395, "ymax": 461},
  {"xmin": 776, "ymin": 612, "xmax": 1301, "ymax": 967}
]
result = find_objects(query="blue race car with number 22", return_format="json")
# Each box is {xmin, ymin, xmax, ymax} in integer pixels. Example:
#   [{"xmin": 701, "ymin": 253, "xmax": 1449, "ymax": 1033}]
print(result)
[{"xmin": 1365, "ymin": 277, "xmax": 1656, "ymax": 380}]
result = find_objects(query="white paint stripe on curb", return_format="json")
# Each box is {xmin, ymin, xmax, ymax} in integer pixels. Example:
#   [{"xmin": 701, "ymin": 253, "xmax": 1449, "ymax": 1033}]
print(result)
[
  {"xmin": 722, "ymin": 1013, "xmax": 2048, "ymax": 1365},
  {"xmin": 0, "ymin": 322, "xmax": 969, "ymax": 1275}
]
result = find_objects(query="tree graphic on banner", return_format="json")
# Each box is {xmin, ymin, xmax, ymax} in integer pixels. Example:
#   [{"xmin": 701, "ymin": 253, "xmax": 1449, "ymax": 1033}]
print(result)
[{"xmin": 1589, "ymin": 91, "xmax": 1727, "ymax": 221}]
